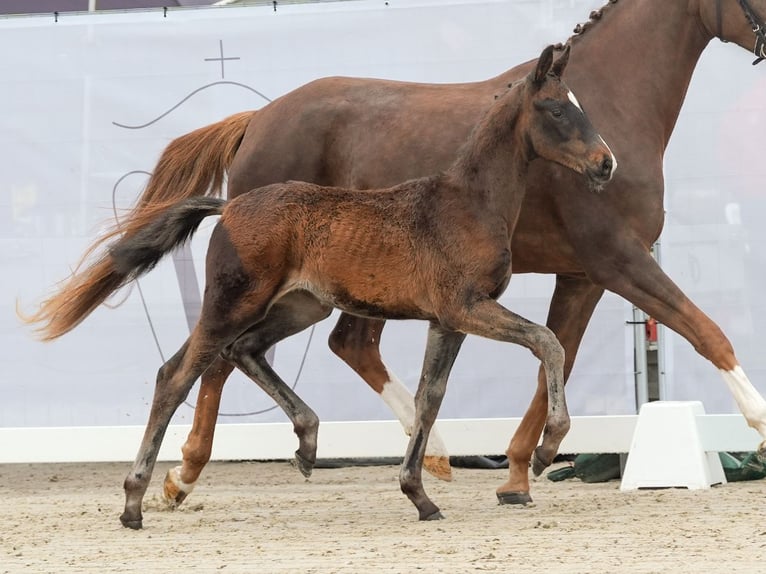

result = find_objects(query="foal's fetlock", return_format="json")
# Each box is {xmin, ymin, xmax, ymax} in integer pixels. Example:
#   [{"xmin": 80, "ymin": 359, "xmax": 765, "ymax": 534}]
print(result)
[{"xmin": 531, "ymin": 446, "xmax": 554, "ymax": 477}]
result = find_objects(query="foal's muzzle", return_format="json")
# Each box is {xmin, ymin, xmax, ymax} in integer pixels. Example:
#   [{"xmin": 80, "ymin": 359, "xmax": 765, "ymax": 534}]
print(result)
[{"xmin": 585, "ymin": 155, "xmax": 615, "ymax": 191}]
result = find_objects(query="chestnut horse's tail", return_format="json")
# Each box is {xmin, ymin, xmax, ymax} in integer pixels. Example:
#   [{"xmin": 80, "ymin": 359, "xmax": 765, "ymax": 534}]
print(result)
[{"xmin": 21, "ymin": 110, "xmax": 252, "ymax": 341}]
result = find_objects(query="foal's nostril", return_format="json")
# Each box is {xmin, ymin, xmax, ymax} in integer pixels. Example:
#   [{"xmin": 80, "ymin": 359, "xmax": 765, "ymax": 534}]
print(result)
[{"xmin": 601, "ymin": 157, "xmax": 613, "ymax": 177}]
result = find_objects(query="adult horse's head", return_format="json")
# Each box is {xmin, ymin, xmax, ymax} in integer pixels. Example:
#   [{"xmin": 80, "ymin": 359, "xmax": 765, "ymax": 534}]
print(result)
[
  {"xmin": 518, "ymin": 44, "xmax": 616, "ymax": 192},
  {"xmin": 702, "ymin": 0, "xmax": 766, "ymax": 62}
]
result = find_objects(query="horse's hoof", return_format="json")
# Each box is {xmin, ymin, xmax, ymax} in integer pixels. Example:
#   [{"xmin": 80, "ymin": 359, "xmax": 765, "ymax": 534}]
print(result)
[
  {"xmin": 162, "ymin": 466, "xmax": 192, "ymax": 508},
  {"xmin": 531, "ymin": 450, "xmax": 552, "ymax": 477},
  {"xmin": 422, "ymin": 510, "xmax": 445, "ymax": 521},
  {"xmin": 496, "ymin": 490, "xmax": 533, "ymax": 506},
  {"xmin": 119, "ymin": 513, "xmax": 143, "ymax": 530},
  {"xmin": 423, "ymin": 455, "xmax": 453, "ymax": 482},
  {"xmin": 757, "ymin": 440, "xmax": 766, "ymax": 461},
  {"xmin": 294, "ymin": 451, "xmax": 315, "ymax": 478}
]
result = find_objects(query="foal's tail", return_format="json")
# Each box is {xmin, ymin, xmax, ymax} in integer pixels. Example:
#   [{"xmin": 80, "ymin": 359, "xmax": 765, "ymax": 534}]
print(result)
[
  {"xmin": 21, "ymin": 198, "xmax": 226, "ymax": 341},
  {"xmin": 19, "ymin": 111, "xmax": 251, "ymax": 341},
  {"xmin": 109, "ymin": 197, "xmax": 226, "ymax": 282}
]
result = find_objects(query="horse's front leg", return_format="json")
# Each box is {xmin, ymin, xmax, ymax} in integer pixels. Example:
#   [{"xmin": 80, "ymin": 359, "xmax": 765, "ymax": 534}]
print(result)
[
  {"xmin": 162, "ymin": 356, "xmax": 234, "ymax": 508},
  {"xmin": 400, "ymin": 324, "xmax": 465, "ymax": 520},
  {"xmin": 588, "ymin": 242, "xmax": 766, "ymax": 455},
  {"xmin": 328, "ymin": 313, "xmax": 452, "ymax": 481},
  {"xmin": 498, "ymin": 274, "xmax": 604, "ymax": 504}
]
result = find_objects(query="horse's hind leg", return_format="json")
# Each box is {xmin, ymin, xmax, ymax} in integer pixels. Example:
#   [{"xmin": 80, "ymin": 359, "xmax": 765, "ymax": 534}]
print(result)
[
  {"xmin": 400, "ymin": 324, "xmax": 465, "ymax": 521},
  {"xmin": 162, "ymin": 355, "xmax": 234, "ymax": 507},
  {"xmin": 328, "ymin": 314, "xmax": 452, "ymax": 481},
  {"xmin": 121, "ymin": 333, "xmax": 225, "ymax": 529},
  {"xmin": 500, "ymin": 275, "xmax": 604, "ymax": 503}
]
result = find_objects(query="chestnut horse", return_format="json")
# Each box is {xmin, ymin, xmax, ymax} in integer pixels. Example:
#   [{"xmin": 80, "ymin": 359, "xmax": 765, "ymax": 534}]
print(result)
[
  {"xmin": 158, "ymin": 0, "xmax": 766, "ymax": 505},
  {"xmin": 25, "ymin": 46, "xmax": 615, "ymax": 526},
  {"xmin": 28, "ymin": 0, "xmax": 766, "ymax": 508}
]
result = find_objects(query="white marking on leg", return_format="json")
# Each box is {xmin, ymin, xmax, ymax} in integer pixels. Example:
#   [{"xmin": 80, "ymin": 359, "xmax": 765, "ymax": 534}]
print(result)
[
  {"xmin": 164, "ymin": 465, "xmax": 196, "ymax": 499},
  {"xmin": 720, "ymin": 366, "xmax": 766, "ymax": 439},
  {"xmin": 379, "ymin": 366, "xmax": 449, "ymax": 459}
]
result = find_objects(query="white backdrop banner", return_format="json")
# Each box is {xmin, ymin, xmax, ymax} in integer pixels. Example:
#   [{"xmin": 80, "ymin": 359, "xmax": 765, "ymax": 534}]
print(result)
[{"xmin": 3, "ymin": 0, "xmax": 646, "ymax": 429}]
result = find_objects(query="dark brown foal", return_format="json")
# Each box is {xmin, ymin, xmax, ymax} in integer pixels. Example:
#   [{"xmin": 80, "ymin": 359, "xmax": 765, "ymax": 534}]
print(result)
[{"xmin": 24, "ymin": 45, "xmax": 615, "ymax": 526}]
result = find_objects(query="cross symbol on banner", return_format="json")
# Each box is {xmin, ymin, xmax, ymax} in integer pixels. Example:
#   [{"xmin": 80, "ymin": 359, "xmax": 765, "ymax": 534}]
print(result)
[{"xmin": 205, "ymin": 40, "xmax": 241, "ymax": 79}]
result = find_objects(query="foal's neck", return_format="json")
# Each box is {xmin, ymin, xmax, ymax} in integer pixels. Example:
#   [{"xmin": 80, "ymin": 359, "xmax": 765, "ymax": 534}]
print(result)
[{"xmin": 444, "ymin": 90, "xmax": 531, "ymax": 218}]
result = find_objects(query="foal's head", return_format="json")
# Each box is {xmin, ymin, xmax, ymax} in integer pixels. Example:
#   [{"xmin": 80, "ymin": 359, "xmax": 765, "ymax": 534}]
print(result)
[{"xmin": 517, "ymin": 44, "xmax": 616, "ymax": 191}]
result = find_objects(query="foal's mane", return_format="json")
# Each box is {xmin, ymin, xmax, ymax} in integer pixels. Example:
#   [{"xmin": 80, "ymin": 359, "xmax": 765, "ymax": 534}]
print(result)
[{"xmin": 554, "ymin": 0, "xmax": 620, "ymax": 51}]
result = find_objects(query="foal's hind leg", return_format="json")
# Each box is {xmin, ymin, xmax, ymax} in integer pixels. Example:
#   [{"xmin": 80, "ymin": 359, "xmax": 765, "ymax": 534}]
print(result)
[
  {"xmin": 221, "ymin": 293, "xmax": 332, "ymax": 475},
  {"xmin": 328, "ymin": 313, "xmax": 452, "ymax": 481},
  {"xmin": 163, "ymin": 293, "xmax": 331, "ymax": 507},
  {"xmin": 121, "ymin": 334, "xmax": 226, "ymax": 529},
  {"xmin": 501, "ymin": 275, "xmax": 604, "ymax": 504},
  {"xmin": 400, "ymin": 324, "xmax": 465, "ymax": 520}
]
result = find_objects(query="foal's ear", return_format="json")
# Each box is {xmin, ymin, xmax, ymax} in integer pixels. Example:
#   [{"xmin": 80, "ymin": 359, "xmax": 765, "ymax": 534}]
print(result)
[
  {"xmin": 533, "ymin": 44, "xmax": 555, "ymax": 86},
  {"xmin": 550, "ymin": 45, "xmax": 571, "ymax": 78}
]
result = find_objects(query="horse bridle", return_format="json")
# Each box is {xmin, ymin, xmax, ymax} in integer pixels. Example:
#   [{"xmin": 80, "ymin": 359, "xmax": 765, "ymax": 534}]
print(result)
[{"xmin": 716, "ymin": 0, "xmax": 766, "ymax": 64}]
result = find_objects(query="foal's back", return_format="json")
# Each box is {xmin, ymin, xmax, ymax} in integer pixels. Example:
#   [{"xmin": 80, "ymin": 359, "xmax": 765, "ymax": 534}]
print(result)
[{"xmin": 220, "ymin": 176, "xmax": 475, "ymax": 320}]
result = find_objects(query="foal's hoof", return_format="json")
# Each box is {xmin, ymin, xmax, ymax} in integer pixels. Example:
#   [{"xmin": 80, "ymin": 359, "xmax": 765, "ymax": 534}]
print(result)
[
  {"xmin": 422, "ymin": 510, "xmax": 445, "ymax": 521},
  {"xmin": 496, "ymin": 490, "xmax": 533, "ymax": 506},
  {"xmin": 423, "ymin": 455, "xmax": 453, "ymax": 482},
  {"xmin": 119, "ymin": 513, "xmax": 143, "ymax": 530},
  {"xmin": 294, "ymin": 451, "xmax": 315, "ymax": 478},
  {"xmin": 531, "ymin": 449, "xmax": 552, "ymax": 477}
]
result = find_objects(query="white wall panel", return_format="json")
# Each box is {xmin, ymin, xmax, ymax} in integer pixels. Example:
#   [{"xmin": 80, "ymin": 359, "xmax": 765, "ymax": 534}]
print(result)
[{"xmin": 2, "ymin": 1, "xmax": 636, "ymax": 431}]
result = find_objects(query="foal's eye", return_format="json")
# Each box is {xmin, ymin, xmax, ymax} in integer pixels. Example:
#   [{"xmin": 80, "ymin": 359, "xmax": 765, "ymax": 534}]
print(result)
[{"xmin": 551, "ymin": 108, "xmax": 563, "ymax": 118}]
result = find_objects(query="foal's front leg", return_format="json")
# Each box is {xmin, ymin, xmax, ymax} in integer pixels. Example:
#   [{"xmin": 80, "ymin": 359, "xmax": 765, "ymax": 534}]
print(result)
[
  {"xmin": 500, "ymin": 274, "xmax": 604, "ymax": 504},
  {"xmin": 400, "ymin": 324, "xmax": 465, "ymax": 520},
  {"xmin": 451, "ymin": 298, "xmax": 570, "ymax": 503},
  {"xmin": 328, "ymin": 313, "xmax": 452, "ymax": 481}
]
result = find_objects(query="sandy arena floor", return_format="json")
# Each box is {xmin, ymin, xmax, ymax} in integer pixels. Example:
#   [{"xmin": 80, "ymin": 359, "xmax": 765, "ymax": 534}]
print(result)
[{"xmin": 1, "ymin": 460, "xmax": 764, "ymax": 573}]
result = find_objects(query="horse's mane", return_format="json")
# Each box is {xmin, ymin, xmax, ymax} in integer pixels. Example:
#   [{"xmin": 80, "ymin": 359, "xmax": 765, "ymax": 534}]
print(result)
[{"xmin": 554, "ymin": 0, "xmax": 619, "ymax": 51}]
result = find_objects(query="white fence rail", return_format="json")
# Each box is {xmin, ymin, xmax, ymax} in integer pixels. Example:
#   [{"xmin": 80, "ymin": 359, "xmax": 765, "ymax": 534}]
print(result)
[{"xmin": 1, "ymin": 414, "xmax": 760, "ymax": 464}]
